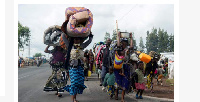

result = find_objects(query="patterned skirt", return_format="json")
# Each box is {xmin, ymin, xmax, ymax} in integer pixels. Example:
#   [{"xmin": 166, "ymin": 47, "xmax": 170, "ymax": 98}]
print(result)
[
  {"xmin": 114, "ymin": 64, "xmax": 130, "ymax": 90},
  {"xmin": 64, "ymin": 66, "xmax": 87, "ymax": 95},
  {"xmin": 107, "ymin": 85, "xmax": 115, "ymax": 96},
  {"xmin": 135, "ymin": 83, "xmax": 145, "ymax": 90}
]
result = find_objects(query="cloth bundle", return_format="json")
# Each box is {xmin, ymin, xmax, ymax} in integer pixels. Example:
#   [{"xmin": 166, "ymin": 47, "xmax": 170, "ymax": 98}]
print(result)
[
  {"xmin": 94, "ymin": 42, "xmax": 105, "ymax": 56},
  {"xmin": 95, "ymin": 44, "xmax": 105, "ymax": 65},
  {"xmin": 114, "ymin": 51, "xmax": 124, "ymax": 69},
  {"xmin": 65, "ymin": 7, "xmax": 93, "ymax": 37}
]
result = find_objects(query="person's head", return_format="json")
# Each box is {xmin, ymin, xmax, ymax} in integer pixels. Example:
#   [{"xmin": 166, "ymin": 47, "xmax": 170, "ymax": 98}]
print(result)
[
  {"xmin": 106, "ymin": 38, "xmax": 111, "ymax": 47},
  {"xmin": 152, "ymin": 57, "xmax": 158, "ymax": 63},
  {"xmin": 137, "ymin": 61, "xmax": 144, "ymax": 70},
  {"xmin": 56, "ymin": 46, "xmax": 62, "ymax": 51},
  {"xmin": 109, "ymin": 66, "xmax": 114, "ymax": 74},
  {"xmin": 90, "ymin": 49, "xmax": 92, "ymax": 52},
  {"xmin": 84, "ymin": 52, "xmax": 87, "ymax": 57},
  {"xmin": 151, "ymin": 58, "xmax": 156, "ymax": 63},
  {"xmin": 121, "ymin": 39, "xmax": 128, "ymax": 49},
  {"xmin": 73, "ymin": 37, "xmax": 81, "ymax": 44}
]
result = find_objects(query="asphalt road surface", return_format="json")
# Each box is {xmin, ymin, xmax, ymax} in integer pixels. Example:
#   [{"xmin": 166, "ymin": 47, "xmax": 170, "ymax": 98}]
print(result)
[{"xmin": 18, "ymin": 64, "xmax": 173, "ymax": 102}]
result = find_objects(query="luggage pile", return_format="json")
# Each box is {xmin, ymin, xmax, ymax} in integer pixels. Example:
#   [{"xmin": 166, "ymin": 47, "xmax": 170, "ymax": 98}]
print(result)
[{"xmin": 43, "ymin": 7, "xmax": 93, "ymax": 47}]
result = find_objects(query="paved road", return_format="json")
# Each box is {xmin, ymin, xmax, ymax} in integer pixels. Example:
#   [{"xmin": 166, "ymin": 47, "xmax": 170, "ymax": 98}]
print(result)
[{"xmin": 18, "ymin": 64, "xmax": 173, "ymax": 102}]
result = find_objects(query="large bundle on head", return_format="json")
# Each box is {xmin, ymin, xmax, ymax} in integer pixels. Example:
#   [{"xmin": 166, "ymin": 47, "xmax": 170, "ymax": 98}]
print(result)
[
  {"xmin": 94, "ymin": 42, "xmax": 105, "ymax": 56},
  {"xmin": 149, "ymin": 51, "xmax": 160, "ymax": 61},
  {"xmin": 64, "ymin": 7, "xmax": 93, "ymax": 38},
  {"xmin": 43, "ymin": 25, "xmax": 62, "ymax": 46}
]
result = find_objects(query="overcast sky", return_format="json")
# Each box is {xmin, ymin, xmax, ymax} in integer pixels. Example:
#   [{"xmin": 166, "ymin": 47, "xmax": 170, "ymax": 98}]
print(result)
[{"xmin": 18, "ymin": 4, "xmax": 174, "ymax": 58}]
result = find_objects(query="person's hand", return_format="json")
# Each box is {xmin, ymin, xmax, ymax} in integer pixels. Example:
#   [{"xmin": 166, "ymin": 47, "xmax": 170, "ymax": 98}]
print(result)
[
  {"xmin": 89, "ymin": 31, "xmax": 93, "ymax": 37},
  {"xmin": 129, "ymin": 33, "xmax": 132, "ymax": 38}
]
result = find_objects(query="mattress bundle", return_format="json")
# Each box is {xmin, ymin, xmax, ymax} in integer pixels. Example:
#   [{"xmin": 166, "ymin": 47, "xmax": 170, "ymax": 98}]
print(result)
[{"xmin": 65, "ymin": 7, "xmax": 93, "ymax": 38}]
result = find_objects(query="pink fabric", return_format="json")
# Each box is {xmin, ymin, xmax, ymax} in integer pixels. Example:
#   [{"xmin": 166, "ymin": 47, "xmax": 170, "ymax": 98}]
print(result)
[
  {"xmin": 135, "ymin": 83, "xmax": 145, "ymax": 90},
  {"xmin": 154, "ymin": 69, "xmax": 157, "ymax": 74},
  {"xmin": 95, "ymin": 45, "xmax": 105, "ymax": 64}
]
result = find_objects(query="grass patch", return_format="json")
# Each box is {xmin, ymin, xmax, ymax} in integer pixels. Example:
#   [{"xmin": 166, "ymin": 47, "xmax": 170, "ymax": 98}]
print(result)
[{"xmin": 166, "ymin": 79, "xmax": 174, "ymax": 86}]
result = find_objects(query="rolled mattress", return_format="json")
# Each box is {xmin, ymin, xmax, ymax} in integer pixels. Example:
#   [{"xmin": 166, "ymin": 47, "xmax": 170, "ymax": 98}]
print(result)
[
  {"xmin": 65, "ymin": 7, "xmax": 93, "ymax": 37},
  {"xmin": 43, "ymin": 25, "xmax": 62, "ymax": 46}
]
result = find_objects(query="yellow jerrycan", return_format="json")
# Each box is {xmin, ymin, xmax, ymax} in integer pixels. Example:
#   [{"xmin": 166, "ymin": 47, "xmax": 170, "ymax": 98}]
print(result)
[
  {"xmin": 139, "ymin": 53, "xmax": 151, "ymax": 63},
  {"xmin": 88, "ymin": 70, "xmax": 91, "ymax": 77}
]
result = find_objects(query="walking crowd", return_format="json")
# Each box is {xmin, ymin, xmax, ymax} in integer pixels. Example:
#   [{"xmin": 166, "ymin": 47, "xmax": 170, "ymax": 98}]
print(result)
[
  {"xmin": 18, "ymin": 57, "xmax": 46, "ymax": 68},
  {"xmin": 41, "ymin": 7, "xmax": 169, "ymax": 102}
]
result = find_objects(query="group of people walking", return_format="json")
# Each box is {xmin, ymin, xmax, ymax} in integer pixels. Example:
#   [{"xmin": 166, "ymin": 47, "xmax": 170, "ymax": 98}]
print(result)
[
  {"xmin": 94, "ymin": 32, "xmax": 161, "ymax": 102},
  {"xmin": 96, "ymin": 32, "xmax": 145, "ymax": 102},
  {"xmin": 42, "ymin": 7, "xmax": 160, "ymax": 102},
  {"xmin": 43, "ymin": 32, "xmax": 159, "ymax": 102}
]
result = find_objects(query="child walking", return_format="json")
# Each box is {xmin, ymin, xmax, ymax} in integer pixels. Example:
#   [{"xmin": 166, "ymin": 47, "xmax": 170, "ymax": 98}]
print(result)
[
  {"xmin": 103, "ymin": 67, "xmax": 116, "ymax": 99},
  {"xmin": 135, "ymin": 61, "xmax": 145, "ymax": 99}
]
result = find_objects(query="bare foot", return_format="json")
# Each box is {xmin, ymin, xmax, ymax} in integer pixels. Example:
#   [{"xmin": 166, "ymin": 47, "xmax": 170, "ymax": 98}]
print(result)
[{"xmin": 121, "ymin": 99, "xmax": 125, "ymax": 102}]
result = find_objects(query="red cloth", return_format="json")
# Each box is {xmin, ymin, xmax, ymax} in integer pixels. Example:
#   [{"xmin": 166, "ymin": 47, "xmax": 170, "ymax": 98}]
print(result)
[{"xmin": 135, "ymin": 83, "xmax": 145, "ymax": 90}]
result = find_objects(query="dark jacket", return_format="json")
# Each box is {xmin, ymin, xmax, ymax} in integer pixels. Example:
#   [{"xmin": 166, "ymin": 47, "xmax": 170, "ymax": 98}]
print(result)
[
  {"xmin": 145, "ymin": 61, "xmax": 158, "ymax": 76},
  {"xmin": 102, "ymin": 47, "xmax": 111, "ymax": 68}
]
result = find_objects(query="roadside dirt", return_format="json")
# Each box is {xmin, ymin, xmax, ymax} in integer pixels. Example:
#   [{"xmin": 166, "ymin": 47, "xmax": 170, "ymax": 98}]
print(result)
[{"xmin": 143, "ymin": 77, "xmax": 174, "ymax": 99}]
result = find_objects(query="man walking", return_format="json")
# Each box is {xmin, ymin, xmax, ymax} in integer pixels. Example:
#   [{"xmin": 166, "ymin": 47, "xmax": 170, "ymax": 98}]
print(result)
[{"xmin": 100, "ymin": 38, "xmax": 112, "ymax": 86}]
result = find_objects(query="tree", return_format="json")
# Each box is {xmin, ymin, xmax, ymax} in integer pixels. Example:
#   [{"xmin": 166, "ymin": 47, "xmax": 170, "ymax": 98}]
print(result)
[
  {"xmin": 168, "ymin": 34, "xmax": 174, "ymax": 52},
  {"xmin": 146, "ymin": 28, "xmax": 158, "ymax": 53},
  {"xmin": 157, "ymin": 28, "xmax": 169, "ymax": 53},
  {"xmin": 130, "ymin": 32, "xmax": 137, "ymax": 48},
  {"xmin": 112, "ymin": 29, "xmax": 120, "ymax": 41},
  {"xmin": 104, "ymin": 32, "xmax": 110, "ymax": 43},
  {"xmin": 146, "ymin": 27, "xmax": 173, "ymax": 54},
  {"xmin": 18, "ymin": 22, "xmax": 31, "ymax": 48},
  {"xmin": 18, "ymin": 22, "xmax": 31, "ymax": 56},
  {"xmin": 139, "ymin": 37, "xmax": 145, "ymax": 52},
  {"xmin": 33, "ymin": 53, "xmax": 42, "ymax": 57}
]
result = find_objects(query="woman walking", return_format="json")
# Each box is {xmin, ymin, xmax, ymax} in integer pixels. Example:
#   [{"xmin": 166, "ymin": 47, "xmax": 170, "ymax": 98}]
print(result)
[
  {"xmin": 114, "ymin": 32, "xmax": 133, "ymax": 102},
  {"xmin": 61, "ymin": 26, "xmax": 93, "ymax": 102}
]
